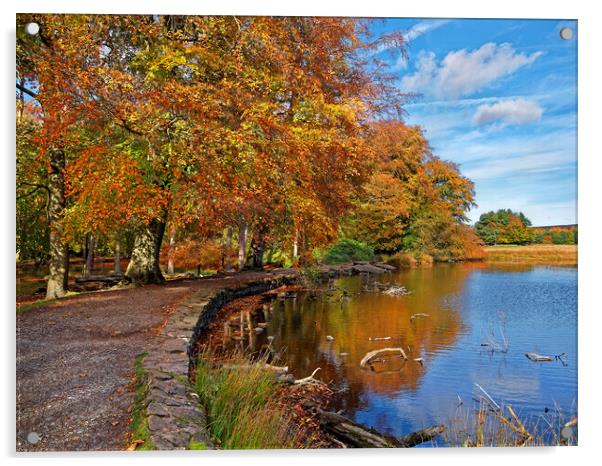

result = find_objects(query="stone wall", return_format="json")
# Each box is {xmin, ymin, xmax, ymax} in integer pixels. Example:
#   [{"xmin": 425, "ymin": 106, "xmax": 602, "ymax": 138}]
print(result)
[{"xmin": 140, "ymin": 273, "xmax": 296, "ymax": 450}]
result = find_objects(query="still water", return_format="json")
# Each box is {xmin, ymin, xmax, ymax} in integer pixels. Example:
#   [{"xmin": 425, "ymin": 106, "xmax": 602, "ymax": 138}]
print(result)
[{"xmin": 262, "ymin": 263, "xmax": 577, "ymax": 440}]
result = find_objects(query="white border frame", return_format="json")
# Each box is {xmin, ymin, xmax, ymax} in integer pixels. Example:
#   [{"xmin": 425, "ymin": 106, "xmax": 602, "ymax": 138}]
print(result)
[{"xmin": 3, "ymin": 2, "xmax": 600, "ymax": 466}]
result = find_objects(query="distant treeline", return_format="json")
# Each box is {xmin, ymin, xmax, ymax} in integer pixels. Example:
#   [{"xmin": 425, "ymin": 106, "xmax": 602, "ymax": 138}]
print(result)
[
  {"xmin": 475, "ymin": 209, "xmax": 577, "ymax": 245},
  {"xmin": 531, "ymin": 224, "xmax": 578, "ymax": 245}
]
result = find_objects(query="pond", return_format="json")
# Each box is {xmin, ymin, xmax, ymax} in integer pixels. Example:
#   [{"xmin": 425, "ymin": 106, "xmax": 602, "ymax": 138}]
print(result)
[{"xmin": 257, "ymin": 263, "xmax": 577, "ymax": 443}]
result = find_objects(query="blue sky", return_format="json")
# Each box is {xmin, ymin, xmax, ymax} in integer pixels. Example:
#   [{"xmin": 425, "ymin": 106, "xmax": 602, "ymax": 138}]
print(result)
[{"xmin": 371, "ymin": 18, "xmax": 577, "ymax": 226}]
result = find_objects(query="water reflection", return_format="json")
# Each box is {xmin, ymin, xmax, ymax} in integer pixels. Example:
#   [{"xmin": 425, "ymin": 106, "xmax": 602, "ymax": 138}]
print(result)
[
  {"xmin": 235, "ymin": 263, "xmax": 578, "ymax": 438},
  {"xmin": 262, "ymin": 265, "xmax": 475, "ymax": 415}
]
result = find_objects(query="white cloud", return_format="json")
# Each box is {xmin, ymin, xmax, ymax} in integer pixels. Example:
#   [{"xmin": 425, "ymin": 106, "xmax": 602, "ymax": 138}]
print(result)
[
  {"xmin": 473, "ymin": 99, "xmax": 543, "ymax": 126},
  {"xmin": 401, "ymin": 43, "xmax": 543, "ymax": 99},
  {"xmin": 404, "ymin": 19, "xmax": 450, "ymax": 42},
  {"xmin": 461, "ymin": 150, "xmax": 571, "ymax": 181}
]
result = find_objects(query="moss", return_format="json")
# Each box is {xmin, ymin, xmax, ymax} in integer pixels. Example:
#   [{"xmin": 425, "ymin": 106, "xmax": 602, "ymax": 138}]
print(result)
[
  {"xmin": 128, "ymin": 352, "xmax": 155, "ymax": 450},
  {"xmin": 188, "ymin": 440, "xmax": 208, "ymax": 450}
]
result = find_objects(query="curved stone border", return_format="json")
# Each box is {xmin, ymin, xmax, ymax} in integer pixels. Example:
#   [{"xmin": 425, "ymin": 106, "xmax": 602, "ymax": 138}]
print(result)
[
  {"xmin": 141, "ymin": 272, "xmax": 296, "ymax": 450},
  {"xmin": 139, "ymin": 263, "xmax": 392, "ymax": 450}
]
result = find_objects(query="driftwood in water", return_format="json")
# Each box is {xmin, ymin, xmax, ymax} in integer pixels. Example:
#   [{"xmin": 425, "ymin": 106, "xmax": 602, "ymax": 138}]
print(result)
[
  {"xmin": 525, "ymin": 352, "xmax": 553, "ymax": 362},
  {"xmin": 382, "ymin": 285, "xmax": 410, "ymax": 296},
  {"xmin": 294, "ymin": 367, "xmax": 325, "ymax": 386},
  {"xmin": 525, "ymin": 352, "xmax": 567, "ymax": 364},
  {"xmin": 360, "ymin": 347, "xmax": 407, "ymax": 369},
  {"xmin": 317, "ymin": 409, "xmax": 444, "ymax": 448}
]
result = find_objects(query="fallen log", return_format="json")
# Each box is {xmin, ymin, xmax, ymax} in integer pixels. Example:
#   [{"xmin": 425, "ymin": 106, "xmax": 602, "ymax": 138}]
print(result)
[
  {"xmin": 360, "ymin": 347, "xmax": 407, "ymax": 369},
  {"xmin": 317, "ymin": 409, "xmax": 444, "ymax": 448},
  {"xmin": 75, "ymin": 275, "xmax": 124, "ymax": 284},
  {"xmin": 397, "ymin": 425, "xmax": 446, "ymax": 447}
]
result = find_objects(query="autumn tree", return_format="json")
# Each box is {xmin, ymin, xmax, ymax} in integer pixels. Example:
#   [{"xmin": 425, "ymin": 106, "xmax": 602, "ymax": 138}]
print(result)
[
  {"xmin": 17, "ymin": 14, "xmax": 408, "ymax": 291},
  {"xmin": 345, "ymin": 120, "xmax": 479, "ymax": 260},
  {"xmin": 475, "ymin": 209, "xmax": 534, "ymax": 245},
  {"xmin": 17, "ymin": 14, "xmax": 112, "ymax": 297},
  {"xmin": 16, "ymin": 101, "xmax": 48, "ymax": 264}
]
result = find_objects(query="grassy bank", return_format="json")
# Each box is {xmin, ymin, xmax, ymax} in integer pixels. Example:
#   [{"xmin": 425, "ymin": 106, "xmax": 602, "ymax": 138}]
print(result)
[
  {"xmin": 484, "ymin": 244, "xmax": 577, "ymax": 266},
  {"xmin": 194, "ymin": 353, "xmax": 301, "ymax": 449}
]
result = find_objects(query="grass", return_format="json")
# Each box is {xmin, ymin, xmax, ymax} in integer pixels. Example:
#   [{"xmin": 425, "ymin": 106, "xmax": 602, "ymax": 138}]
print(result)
[
  {"xmin": 128, "ymin": 352, "xmax": 155, "ymax": 451},
  {"xmin": 484, "ymin": 244, "xmax": 577, "ymax": 266},
  {"xmin": 194, "ymin": 350, "xmax": 302, "ymax": 449}
]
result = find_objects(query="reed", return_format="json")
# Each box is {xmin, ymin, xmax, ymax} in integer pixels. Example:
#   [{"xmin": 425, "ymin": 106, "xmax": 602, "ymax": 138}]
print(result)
[
  {"xmin": 194, "ymin": 350, "xmax": 302, "ymax": 449},
  {"xmin": 445, "ymin": 386, "xmax": 577, "ymax": 447}
]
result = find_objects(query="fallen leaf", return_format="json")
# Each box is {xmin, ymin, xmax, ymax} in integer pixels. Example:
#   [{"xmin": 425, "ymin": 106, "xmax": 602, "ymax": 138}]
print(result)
[{"xmin": 126, "ymin": 439, "xmax": 144, "ymax": 451}]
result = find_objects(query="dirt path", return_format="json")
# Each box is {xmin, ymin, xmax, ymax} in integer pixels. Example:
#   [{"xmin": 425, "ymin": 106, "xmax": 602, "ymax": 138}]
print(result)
[{"xmin": 16, "ymin": 272, "xmax": 279, "ymax": 451}]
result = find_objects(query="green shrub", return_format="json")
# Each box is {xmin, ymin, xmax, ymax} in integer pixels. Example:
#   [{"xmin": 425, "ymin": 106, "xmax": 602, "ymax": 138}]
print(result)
[{"xmin": 322, "ymin": 239, "xmax": 374, "ymax": 264}]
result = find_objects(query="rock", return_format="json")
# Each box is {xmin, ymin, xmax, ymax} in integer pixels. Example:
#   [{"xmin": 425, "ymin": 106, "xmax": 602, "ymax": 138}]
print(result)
[
  {"xmin": 151, "ymin": 379, "xmax": 188, "ymax": 397},
  {"xmin": 147, "ymin": 401, "xmax": 170, "ymax": 417},
  {"xmin": 352, "ymin": 264, "xmax": 388, "ymax": 274},
  {"xmin": 146, "ymin": 369, "xmax": 173, "ymax": 381},
  {"xmin": 276, "ymin": 373, "xmax": 295, "ymax": 384},
  {"xmin": 254, "ymin": 327, "xmax": 264, "ymax": 334},
  {"xmin": 326, "ymin": 335, "xmax": 335, "ymax": 341},
  {"xmin": 374, "ymin": 262, "xmax": 397, "ymax": 271},
  {"xmin": 158, "ymin": 339, "xmax": 188, "ymax": 354},
  {"xmin": 148, "ymin": 415, "xmax": 170, "ymax": 433}
]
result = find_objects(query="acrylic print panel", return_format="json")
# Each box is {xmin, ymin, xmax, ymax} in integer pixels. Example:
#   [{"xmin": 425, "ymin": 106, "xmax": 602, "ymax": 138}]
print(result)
[{"xmin": 16, "ymin": 14, "xmax": 577, "ymax": 451}]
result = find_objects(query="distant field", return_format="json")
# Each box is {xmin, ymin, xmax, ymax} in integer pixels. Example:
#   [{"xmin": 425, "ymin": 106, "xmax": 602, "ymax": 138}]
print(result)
[{"xmin": 484, "ymin": 244, "xmax": 577, "ymax": 265}]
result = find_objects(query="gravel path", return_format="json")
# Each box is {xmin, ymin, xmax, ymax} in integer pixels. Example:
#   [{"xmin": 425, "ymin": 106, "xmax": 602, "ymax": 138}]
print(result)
[
  {"xmin": 16, "ymin": 281, "xmax": 196, "ymax": 451},
  {"xmin": 16, "ymin": 273, "xmax": 270, "ymax": 451},
  {"xmin": 16, "ymin": 273, "xmax": 277, "ymax": 452}
]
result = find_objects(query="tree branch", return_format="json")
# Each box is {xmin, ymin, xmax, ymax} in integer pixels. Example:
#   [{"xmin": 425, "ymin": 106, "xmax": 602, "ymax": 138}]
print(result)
[{"xmin": 16, "ymin": 82, "xmax": 37, "ymax": 98}]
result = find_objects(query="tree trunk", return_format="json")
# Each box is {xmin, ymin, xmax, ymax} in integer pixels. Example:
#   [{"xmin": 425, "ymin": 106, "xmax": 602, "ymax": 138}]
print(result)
[
  {"xmin": 46, "ymin": 148, "xmax": 69, "ymax": 300},
  {"xmin": 237, "ymin": 220, "xmax": 248, "ymax": 272},
  {"xmin": 84, "ymin": 233, "xmax": 95, "ymax": 277},
  {"xmin": 167, "ymin": 227, "xmax": 176, "ymax": 275},
  {"xmin": 293, "ymin": 228, "xmax": 299, "ymax": 260},
  {"xmin": 125, "ymin": 217, "xmax": 167, "ymax": 284},
  {"xmin": 250, "ymin": 229, "xmax": 266, "ymax": 269},
  {"xmin": 225, "ymin": 227, "xmax": 234, "ymax": 272},
  {"xmin": 114, "ymin": 231, "xmax": 122, "ymax": 275}
]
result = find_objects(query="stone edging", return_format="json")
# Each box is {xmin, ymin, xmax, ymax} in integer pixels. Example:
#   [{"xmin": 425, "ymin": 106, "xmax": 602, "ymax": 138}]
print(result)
[
  {"xmin": 140, "ymin": 263, "xmax": 393, "ymax": 450},
  {"xmin": 141, "ymin": 273, "xmax": 296, "ymax": 450}
]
